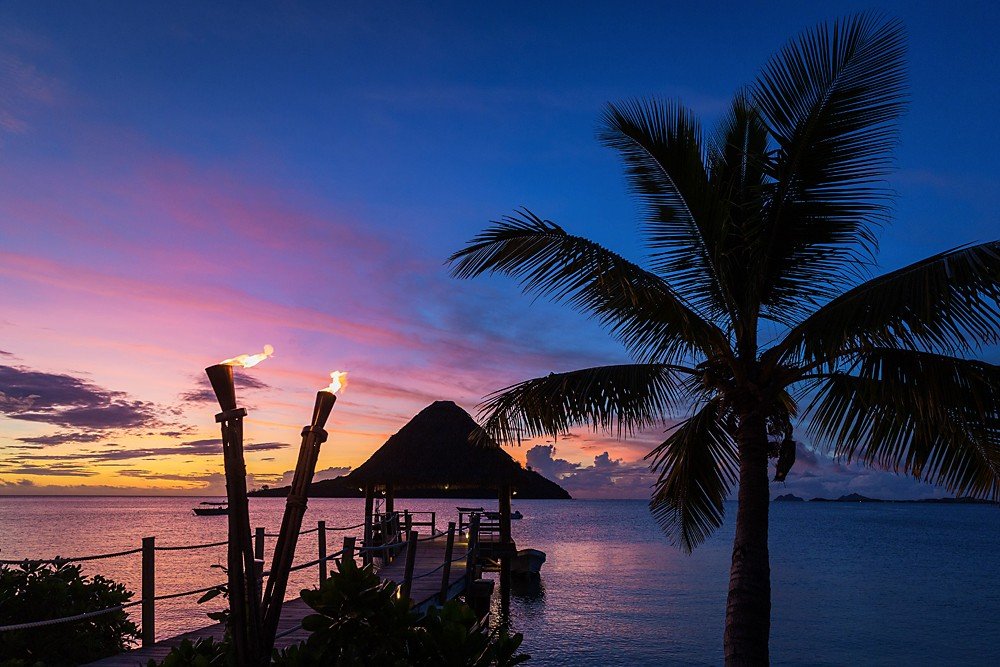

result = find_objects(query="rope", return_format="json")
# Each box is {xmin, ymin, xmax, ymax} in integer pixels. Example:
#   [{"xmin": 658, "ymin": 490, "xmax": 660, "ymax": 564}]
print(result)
[
  {"xmin": 0, "ymin": 547, "xmax": 142, "ymax": 565},
  {"xmin": 155, "ymin": 539, "xmax": 228, "ymax": 551},
  {"xmin": 264, "ymin": 526, "xmax": 321, "ymax": 538},
  {"xmin": 0, "ymin": 600, "xmax": 141, "ymax": 632},
  {"xmin": 154, "ymin": 582, "xmax": 227, "ymax": 602},
  {"xmin": 357, "ymin": 542, "xmax": 401, "ymax": 554},
  {"xmin": 288, "ymin": 549, "xmax": 345, "ymax": 572},
  {"xmin": 416, "ymin": 531, "xmax": 446, "ymax": 542}
]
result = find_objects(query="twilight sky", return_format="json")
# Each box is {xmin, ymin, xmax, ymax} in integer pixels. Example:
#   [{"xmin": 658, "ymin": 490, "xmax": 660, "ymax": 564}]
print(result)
[{"xmin": 0, "ymin": 1, "xmax": 997, "ymax": 498}]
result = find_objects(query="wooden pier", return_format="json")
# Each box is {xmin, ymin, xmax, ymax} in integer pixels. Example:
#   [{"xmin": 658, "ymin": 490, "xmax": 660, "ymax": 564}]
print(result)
[{"xmin": 84, "ymin": 520, "xmax": 478, "ymax": 666}]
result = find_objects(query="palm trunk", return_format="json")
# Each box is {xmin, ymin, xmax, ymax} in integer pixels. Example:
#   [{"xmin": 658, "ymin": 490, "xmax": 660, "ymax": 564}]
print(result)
[{"xmin": 724, "ymin": 408, "xmax": 771, "ymax": 665}]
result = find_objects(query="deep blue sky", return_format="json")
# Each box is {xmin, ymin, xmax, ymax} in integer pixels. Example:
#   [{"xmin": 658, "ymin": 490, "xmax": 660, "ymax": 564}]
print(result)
[{"xmin": 0, "ymin": 1, "xmax": 997, "ymax": 496}]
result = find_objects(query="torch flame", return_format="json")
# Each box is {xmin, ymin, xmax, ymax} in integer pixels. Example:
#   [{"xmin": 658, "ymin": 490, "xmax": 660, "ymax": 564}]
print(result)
[
  {"xmin": 322, "ymin": 371, "xmax": 348, "ymax": 394},
  {"xmin": 220, "ymin": 344, "xmax": 274, "ymax": 369}
]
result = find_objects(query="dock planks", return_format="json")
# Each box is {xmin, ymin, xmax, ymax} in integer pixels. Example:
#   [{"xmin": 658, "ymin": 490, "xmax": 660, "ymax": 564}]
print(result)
[{"xmin": 88, "ymin": 532, "xmax": 469, "ymax": 665}]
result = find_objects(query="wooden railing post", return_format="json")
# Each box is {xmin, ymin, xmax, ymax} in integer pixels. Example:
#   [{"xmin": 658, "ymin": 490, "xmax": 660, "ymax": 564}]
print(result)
[
  {"xmin": 465, "ymin": 514, "xmax": 480, "ymax": 590},
  {"xmin": 141, "ymin": 536, "xmax": 155, "ymax": 647},
  {"xmin": 363, "ymin": 484, "xmax": 374, "ymax": 566},
  {"xmin": 439, "ymin": 522, "xmax": 456, "ymax": 604},
  {"xmin": 400, "ymin": 530, "xmax": 418, "ymax": 602},
  {"xmin": 431, "ymin": 511, "xmax": 437, "ymax": 535},
  {"xmin": 254, "ymin": 527, "xmax": 265, "ymax": 561},
  {"xmin": 342, "ymin": 536, "xmax": 356, "ymax": 565},
  {"xmin": 317, "ymin": 520, "xmax": 327, "ymax": 584}
]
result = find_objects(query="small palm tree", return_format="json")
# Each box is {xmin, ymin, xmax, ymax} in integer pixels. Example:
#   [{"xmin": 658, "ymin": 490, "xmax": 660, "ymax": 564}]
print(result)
[{"xmin": 448, "ymin": 14, "xmax": 1000, "ymax": 665}]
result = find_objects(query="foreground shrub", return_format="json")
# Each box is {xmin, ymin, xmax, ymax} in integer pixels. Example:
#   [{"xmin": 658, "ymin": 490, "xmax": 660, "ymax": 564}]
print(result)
[
  {"xmin": 277, "ymin": 557, "xmax": 528, "ymax": 666},
  {"xmin": 154, "ymin": 557, "xmax": 528, "ymax": 666},
  {"xmin": 0, "ymin": 561, "xmax": 138, "ymax": 666}
]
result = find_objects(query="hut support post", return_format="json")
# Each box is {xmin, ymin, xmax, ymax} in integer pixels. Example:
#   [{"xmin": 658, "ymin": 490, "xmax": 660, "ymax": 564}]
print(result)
[
  {"xmin": 141, "ymin": 536, "xmax": 155, "ymax": 647},
  {"xmin": 363, "ymin": 484, "xmax": 374, "ymax": 566},
  {"xmin": 400, "ymin": 530, "xmax": 418, "ymax": 601},
  {"xmin": 465, "ymin": 514, "xmax": 480, "ymax": 590},
  {"xmin": 499, "ymin": 483, "xmax": 512, "ymax": 617},
  {"xmin": 439, "ymin": 522, "xmax": 456, "ymax": 604},
  {"xmin": 385, "ymin": 481, "xmax": 394, "ymax": 516}
]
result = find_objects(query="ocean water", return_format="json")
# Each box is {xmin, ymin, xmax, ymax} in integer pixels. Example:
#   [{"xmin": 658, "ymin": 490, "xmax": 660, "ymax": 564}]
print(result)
[{"xmin": 1, "ymin": 497, "xmax": 998, "ymax": 666}]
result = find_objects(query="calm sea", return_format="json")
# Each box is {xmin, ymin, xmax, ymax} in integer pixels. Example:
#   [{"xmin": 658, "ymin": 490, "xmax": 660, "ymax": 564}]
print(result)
[{"xmin": 1, "ymin": 497, "xmax": 998, "ymax": 666}]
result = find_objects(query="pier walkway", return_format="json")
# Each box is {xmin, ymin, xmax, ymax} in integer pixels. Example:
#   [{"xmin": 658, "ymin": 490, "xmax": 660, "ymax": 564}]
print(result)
[{"xmin": 77, "ymin": 526, "xmax": 473, "ymax": 665}]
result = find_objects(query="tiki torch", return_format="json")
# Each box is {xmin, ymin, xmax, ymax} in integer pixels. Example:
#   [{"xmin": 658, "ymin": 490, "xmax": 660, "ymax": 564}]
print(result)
[
  {"xmin": 205, "ymin": 345, "xmax": 273, "ymax": 665},
  {"xmin": 260, "ymin": 371, "xmax": 346, "ymax": 655}
]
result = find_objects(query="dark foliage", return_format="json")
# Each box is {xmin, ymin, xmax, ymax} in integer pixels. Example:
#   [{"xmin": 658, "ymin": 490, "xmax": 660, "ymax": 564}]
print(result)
[{"xmin": 0, "ymin": 561, "xmax": 138, "ymax": 666}]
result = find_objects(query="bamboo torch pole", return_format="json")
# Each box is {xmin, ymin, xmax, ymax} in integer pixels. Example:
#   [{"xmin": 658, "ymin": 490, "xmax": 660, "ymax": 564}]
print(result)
[
  {"xmin": 206, "ymin": 363, "xmax": 262, "ymax": 665},
  {"xmin": 260, "ymin": 382, "xmax": 340, "ymax": 656}
]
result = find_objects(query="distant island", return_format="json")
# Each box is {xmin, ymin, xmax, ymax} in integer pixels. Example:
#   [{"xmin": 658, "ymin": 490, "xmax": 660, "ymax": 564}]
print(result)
[{"xmin": 774, "ymin": 492, "xmax": 998, "ymax": 505}]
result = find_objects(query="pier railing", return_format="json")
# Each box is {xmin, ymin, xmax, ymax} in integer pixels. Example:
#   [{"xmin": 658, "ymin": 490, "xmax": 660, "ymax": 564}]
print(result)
[
  {"xmin": 0, "ymin": 515, "xmax": 479, "ymax": 645},
  {"xmin": 0, "ymin": 519, "xmax": 363, "ymax": 644}
]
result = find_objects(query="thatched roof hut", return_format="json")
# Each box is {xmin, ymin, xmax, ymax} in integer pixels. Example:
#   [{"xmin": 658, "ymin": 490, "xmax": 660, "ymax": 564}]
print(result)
[{"xmin": 345, "ymin": 400, "xmax": 557, "ymax": 491}]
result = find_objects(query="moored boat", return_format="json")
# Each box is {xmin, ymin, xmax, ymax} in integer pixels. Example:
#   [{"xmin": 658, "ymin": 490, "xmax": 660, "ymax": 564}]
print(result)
[
  {"xmin": 510, "ymin": 548, "xmax": 546, "ymax": 577},
  {"xmin": 193, "ymin": 501, "xmax": 228, "ymax": 516}
]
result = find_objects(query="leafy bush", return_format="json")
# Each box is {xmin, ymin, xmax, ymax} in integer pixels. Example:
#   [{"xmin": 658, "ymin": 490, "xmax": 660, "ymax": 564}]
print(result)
[
  {"xmin": 0, "ymin": 561, "xmax": 139, "ymax": 666},
  {"xmin": 153, "ymin": 557, "xmax": 528, "ymax": 666},
  {"xmin": 276, "ymin": 557, "xmax": 528, "ymax": 666}
]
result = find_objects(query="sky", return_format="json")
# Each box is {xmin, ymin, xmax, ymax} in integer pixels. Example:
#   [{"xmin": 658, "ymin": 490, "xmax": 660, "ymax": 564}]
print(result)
[{"xmin": 0, "ymin": 1, "xmax": 997, "ymax": 499}]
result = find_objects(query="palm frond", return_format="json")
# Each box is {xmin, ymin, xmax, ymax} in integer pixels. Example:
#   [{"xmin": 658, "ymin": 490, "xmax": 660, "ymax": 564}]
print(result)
[
  {"xmin": 705, "ymin": 92, "xmax": 770, "ymax": 319},
  {"xmin": 598, "ymin": 98, "xmax": 733, "ymax": 319},
  {"xmin": 447, "ymin": 209, "xmax": 728, "ymax": 363},
  {"xmin": 754, "ymin": 13, "xmax": 908, "ymax": 323},
  {"xmin": 646, "ymin": 399, "xmax": 738, "ymax": 551},
  {"xmin": 477, "ymin": 363, "xmax": 691, "ymax": 445},
  {"xmin": 804, "ymin": 349, "xmax": 1000, "ymax": 500},
  {"xmin": 772, "ymin": 241, "xmax": 1000, "ymax": 365}
]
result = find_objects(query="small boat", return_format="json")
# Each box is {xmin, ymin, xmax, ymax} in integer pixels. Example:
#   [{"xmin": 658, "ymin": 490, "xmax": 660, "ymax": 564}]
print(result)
[
  {"xmin": 193, "ymin": 502, "xmax": 228, "ymax": 516},
  {"xmin": 510, "ymin": 548, "xmax": 546, "ymax": 578},
  {"xmin": 483, "ymin": 510, "xmax": 524, "ymax": 521}
]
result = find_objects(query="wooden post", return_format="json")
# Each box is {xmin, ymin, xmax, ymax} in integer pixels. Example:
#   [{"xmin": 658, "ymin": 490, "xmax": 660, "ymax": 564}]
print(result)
[
  {"xmin": 465, "ymin": 514, "xmax": 480, "ymax": 589},
  {"xmin": 439, "ymin": 522, "xmax": 456, "ymax": 604},
  {"xmin": 499, "ymin": 483, "xmax": 512, "ymax": 547},
  {"xmin": 317, "ymin": 520, "xmax": 327, "ymax": 584},
  {"xmin": 363, "ymin": 484, "xmax": 374, "ymax": 566},
  {"xmin": 141, "ymin": 536, "xmax": 155, "ymax": 647},
  {"xmin": 498, "ymin": 483, "xmax": 513, "ymax": 617},
  {"xmin": 400, "ymin": 530, "xmax": 418, "ymax": 602},
  {"xmin": 385, "ymin": 481, "xmax": 394, "ymax": 516},
  {"xmin": 430, "ymin": 511, "xmax": 437, "ymax": 535},
  {"xmin": 254, "ymin": 527, "xmax": 265, "ymax": 561},
  {"xmin": 342, "ymin": 536, "xmax": 356, "ymax": 565}
]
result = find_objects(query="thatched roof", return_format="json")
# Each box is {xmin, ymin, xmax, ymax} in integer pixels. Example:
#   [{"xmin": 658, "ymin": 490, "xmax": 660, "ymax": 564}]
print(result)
[{"xmin": 345, "ymin": 401, "xmax": 560, "ymax": 492}]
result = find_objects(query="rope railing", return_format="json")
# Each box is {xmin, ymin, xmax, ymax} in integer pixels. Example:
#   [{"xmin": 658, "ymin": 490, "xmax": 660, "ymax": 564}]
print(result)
[
  {"xmin": 0, "ymin": 546, "xmax": 143, "ymax": 566},
  {"xmin": 155, "ymin": 539, "xmax": 228, "ymax": 551},
  {"xmin": 288, "ymin": 549, "xmax": 345, "ymax": 572},
  {"xmin": 0, "ymin": 600, "xmax": 142, "ymax": 633},
  {"xmin": 154, "ymin": 582, "xmax": 227, "ymax": 602},
  {"xmin": 0, "ymin": 513, "xmax": 480, "ymax": 643},
  {"xmin": 416, "ymin": 530, "xmax": 446, "ymax": 542}
]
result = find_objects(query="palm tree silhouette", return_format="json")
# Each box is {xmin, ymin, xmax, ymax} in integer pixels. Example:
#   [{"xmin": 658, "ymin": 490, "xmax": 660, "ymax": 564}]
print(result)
[{"xmin": 449, "ymin": 14, "xmax": 1000, "ymax": 665}]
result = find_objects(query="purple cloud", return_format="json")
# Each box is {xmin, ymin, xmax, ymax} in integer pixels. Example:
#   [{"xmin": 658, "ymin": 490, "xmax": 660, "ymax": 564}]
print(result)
[{"xmin": 0, "ymin": 364, "xmax": 159, "ymax": 430}]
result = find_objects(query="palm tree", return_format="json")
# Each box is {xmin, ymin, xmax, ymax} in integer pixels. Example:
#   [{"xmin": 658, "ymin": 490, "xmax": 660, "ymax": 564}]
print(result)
[{"xmin": 448, "ymin": 14, "xmax": 1000, "ymax": 665}]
